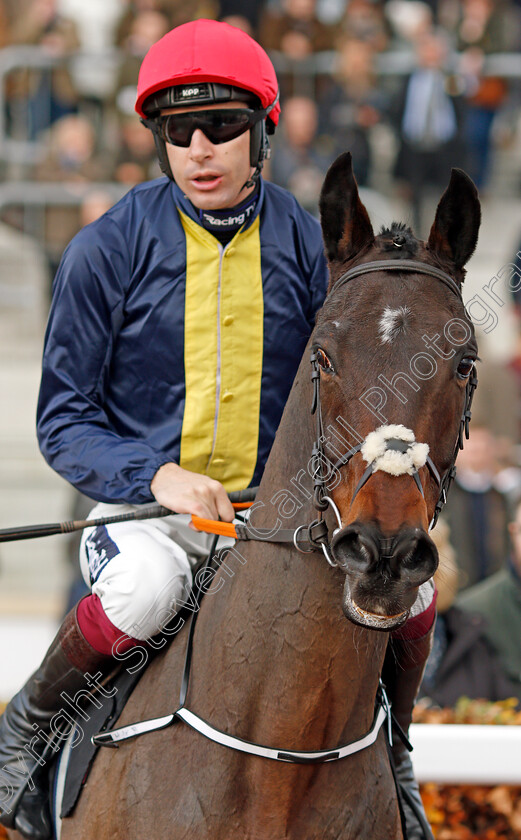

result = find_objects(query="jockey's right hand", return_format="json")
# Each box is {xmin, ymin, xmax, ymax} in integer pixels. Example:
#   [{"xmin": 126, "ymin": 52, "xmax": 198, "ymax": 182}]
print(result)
[{"xmin": 150, "ymin": 462, "xmax": 235, "ymax": 523}]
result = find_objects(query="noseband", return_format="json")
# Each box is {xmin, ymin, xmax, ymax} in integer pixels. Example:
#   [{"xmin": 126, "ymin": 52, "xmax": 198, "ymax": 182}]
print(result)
[{"xmin": 308, "ymin": 259, "xmax": 478, "ymax": 564}]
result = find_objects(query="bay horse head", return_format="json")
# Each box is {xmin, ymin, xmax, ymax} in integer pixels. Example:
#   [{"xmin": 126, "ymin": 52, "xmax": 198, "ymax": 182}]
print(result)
[{"xmin": 316, "ymin": 152, "xmax": 480, "ymax": 632}]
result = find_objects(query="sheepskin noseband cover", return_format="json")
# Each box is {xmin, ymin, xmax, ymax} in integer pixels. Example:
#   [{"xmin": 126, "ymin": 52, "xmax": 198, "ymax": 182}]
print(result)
[{"xmin": 361, "ymin": 424, "xmax": 429, "ymax": 476}]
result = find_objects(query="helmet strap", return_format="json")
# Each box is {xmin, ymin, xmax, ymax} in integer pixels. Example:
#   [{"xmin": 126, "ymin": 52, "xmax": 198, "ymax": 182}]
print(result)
[
  {"xmin": 243, "ymin": 120, "xmax": 271, "ymax": 189},
  {"xmin": 142, "ymin": 118, "xmax": 175, "ymax": 180}
]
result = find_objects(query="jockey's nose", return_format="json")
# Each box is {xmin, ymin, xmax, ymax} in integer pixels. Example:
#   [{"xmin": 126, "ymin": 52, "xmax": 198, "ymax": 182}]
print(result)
[{"xmin": 188, "ymin": 128, "xmax": 214, "ymax": 161}]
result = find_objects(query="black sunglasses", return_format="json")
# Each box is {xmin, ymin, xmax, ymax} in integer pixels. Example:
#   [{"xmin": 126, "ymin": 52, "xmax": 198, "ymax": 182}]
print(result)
[{"xmin": 151, "ymin": 108, "xmax": 266, "ymax": 147}]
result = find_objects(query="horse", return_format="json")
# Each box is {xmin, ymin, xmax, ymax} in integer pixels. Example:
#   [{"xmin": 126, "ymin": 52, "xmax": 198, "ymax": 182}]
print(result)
[{"xmin": 30, "ymin": 152, "xmax": 480, "ymax": 840}]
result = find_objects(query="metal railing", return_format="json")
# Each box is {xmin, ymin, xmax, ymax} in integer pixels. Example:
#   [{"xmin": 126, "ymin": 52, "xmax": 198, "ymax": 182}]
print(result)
[
  {"xmin": 411, "ymin": 722, "xmax": 521, "ymax": 784},
  {"xmin": 0, "ymin": 181, "xmax": 127, "ymax": 210},
  {"xmin": 270, "ymin": 48, "xmax": 521, "ymax": 97},
  {"xmin": 0, "ymin": 46, "xmax": 121, "ymax": 165},
  {"xmin": 0, "ymin": 181, "xmax": 128, "ymax": 252}
]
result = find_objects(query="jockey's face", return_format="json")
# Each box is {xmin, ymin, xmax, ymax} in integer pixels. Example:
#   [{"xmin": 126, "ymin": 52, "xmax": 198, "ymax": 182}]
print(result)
[{"xmin": 163, "ymin": 101, "xmax": 256, "ymax": 209}]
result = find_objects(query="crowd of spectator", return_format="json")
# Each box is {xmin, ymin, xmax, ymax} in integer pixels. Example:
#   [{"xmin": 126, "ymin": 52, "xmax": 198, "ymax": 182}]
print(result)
[
  {"xmin": 0, "ymin": 1, "xmax": 520, "ymax": 202},
  {"xmin": 0, "ymin": 1, "xmax": 519, "ymax": 242},
  {"xmin": 2, "ymin": 0, "xmax": 521, "ymax": 711}
]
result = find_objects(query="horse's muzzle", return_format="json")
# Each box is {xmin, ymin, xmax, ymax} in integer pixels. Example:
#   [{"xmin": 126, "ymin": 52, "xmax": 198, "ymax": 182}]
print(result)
[
  {"xmin": 331, "ymin": 522, "xmax": 438, "ymax": 630},
  {"xmin": 331, "ymin": 522, "xmax": 438, "ymax": 587}
]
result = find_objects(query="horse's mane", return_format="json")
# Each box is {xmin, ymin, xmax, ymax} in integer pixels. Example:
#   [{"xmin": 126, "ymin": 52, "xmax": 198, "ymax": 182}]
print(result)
[
  {"xmin": 378, "ymin": 221, "xmax": 412, "ymax": 236},
  {"xmin": 377, "ymin": 222, "xmax": 419, "ymax": 256}
]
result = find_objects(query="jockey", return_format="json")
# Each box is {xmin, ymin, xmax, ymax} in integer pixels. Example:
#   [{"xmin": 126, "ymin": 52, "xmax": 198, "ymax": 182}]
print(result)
[{"xmin": 0, "ymin": 19, "xmax": 433, "ymax": 840}]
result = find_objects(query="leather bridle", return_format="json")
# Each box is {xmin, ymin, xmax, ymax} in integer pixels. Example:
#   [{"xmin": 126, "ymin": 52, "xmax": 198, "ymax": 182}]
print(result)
[
  {"xmin": 235, "ymin": 258, "xmax": 478, "ymax": 567},
  {"xmin": 308, "ymin": 259, "xmax": 478, "ymax": 556}
]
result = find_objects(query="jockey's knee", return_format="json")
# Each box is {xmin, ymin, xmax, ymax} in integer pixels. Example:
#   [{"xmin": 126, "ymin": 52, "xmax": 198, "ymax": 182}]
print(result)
[{"xmin": 81, "ymin": 523, "xmax": 193, "ymax": 644}]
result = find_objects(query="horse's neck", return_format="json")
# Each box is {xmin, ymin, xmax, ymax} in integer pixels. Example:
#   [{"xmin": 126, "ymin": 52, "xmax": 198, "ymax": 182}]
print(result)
[{"xmin": 189, "ymin": 350, "xmax": 388, "ymax": 744}]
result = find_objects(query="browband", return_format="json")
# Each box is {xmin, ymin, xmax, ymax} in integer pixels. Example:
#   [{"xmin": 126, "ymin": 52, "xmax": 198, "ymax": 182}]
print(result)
[{"xmin": 335, "ymin": 259, "xmax": 462, "ymax": 300}]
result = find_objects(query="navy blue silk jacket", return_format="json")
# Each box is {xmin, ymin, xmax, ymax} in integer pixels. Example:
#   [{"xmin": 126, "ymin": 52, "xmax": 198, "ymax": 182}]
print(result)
[{"xmin": 36, "ymin": 177, "xmax": 328, "ymax": 503}]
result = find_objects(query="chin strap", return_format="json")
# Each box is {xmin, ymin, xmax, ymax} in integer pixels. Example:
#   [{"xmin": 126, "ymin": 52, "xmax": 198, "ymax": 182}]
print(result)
[{"xmin": 243, "ymin": 135, "xmax": 272, "ymax": 189}]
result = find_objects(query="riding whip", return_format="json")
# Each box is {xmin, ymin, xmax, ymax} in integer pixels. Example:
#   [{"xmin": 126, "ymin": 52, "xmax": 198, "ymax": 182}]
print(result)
[{"xmin": 0, "ymin": 487, "xmax": 258, "ymax": 543}]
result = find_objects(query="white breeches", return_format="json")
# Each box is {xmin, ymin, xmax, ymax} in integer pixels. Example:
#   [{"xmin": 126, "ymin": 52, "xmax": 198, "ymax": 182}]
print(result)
[{"xmin": 80, "ymin": 503, "xmax": 226, "ymax": 641}]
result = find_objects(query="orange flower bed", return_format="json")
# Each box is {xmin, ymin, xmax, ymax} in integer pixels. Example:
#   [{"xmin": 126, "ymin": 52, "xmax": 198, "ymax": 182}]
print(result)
[{"xmin": 415, "ymin": 698, "xmax": 521, "ymax": 839}]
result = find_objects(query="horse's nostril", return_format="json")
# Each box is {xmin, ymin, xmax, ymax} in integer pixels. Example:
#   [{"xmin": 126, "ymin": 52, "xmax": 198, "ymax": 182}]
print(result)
[
  {"xmin": 332, "ymin": 524, "xmax": 380, "ymax": 572},
  {"xmin": 390, "ymin": 531, "xmax": 438, "ymax": 583},
  {"xmin": 332, "ymin": 525, "xmax": 438, "ymax": 584}
]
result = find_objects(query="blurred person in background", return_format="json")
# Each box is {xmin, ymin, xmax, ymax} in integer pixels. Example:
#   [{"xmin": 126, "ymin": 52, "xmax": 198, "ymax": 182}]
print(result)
[
  {"xmin": 79, "ymin": 188, "xmax": 116, "ymax": 227},
  {"xmin": 114, "ymin": 8, "xmax": 171, "ymax": 111},
  {"xmin": 114, "ymin": 0, "xmax": 191, "ymax": 44},
  {"xmin": 34, "ymin": 113, "xmax": 110, "ymax": 183},
  {"xmin": 259, "ymin": 0, "xmax": 335, "ymax": 56},
  {"xmin": 384, "ymin": 0, "xmax": 433, "ymax": 47},
  {"xmin": 340, "ymin": 0, "xmax": 389, "ymax": 51},
  {"xmin": 472, "ymin": 357, "xmax": 521, "ymax": 507},
  {"xmin": 7, "ymin": 0, "xmax": 80, "ymax": 138},
  {"xmin": 217, "ymin": 14, "xmax": 253, "ymax": 35},
  {"xmin": 112, "ymin": 112, "xmax": 160, "ymax": 184},
  {"xmin": 458, "ymin": 493, "xmax": 521, "ymax": 703},
  {"xmin": 268, "ymin": 94, "xmax": 333, "ymax": 214},
  {"xmin": 506, "ymin": 314, "xmax": 521, "ymax": 453},
  {"xmin": 443, "ymin": 355, "xmax": 521, "ymax": 583},
  {"xmin": 443, "ymin": 424, "xmax": 510, "ymax": 590},
  {"xmin": 318, "ymin": 36, "xmax": 387, "ymax": 187},
  {"xmin": 418, "ymin": 518, "xmax": 518, "ymax": 707},
  {"xmin": 259, "ymin": 0, "xmax": 335, "ymax": 97},
  {"xmin": 0, "ymin": 0, "xmax": 10, "ymax": 47},
  {"xmin": 391, "ymin": 27, "xmax": 467, "ymax": 234},
  {"xmin": 446, "ymin": 0, "xmax": 517, "ymax": 191},
  {"xmin": 217, "ymin": 0, "xmax": 266, "ymax": 37},
  {"xmin": 33, "ymin": 113, "xmax": 113, "ymax": 277}
]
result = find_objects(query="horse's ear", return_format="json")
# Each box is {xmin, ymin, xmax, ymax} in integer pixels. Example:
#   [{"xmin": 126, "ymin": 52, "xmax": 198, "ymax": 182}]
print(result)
[
  {"xmin": 319, "ymin": 152, "xmax": 374, "ymax": 264},
  {"xmin": 427, "ymin": 168, "xmax": 481, "ymax": 270}
]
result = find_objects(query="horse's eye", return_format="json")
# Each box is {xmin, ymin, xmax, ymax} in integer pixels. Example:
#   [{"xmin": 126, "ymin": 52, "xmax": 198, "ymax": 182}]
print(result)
[
  {"xmin": 457, "ymin": 358, "xmax": 474, "ymax": 380},
  {"xmin": 317, "ymin": 349, "xmax": 335, "ymax": 374}
]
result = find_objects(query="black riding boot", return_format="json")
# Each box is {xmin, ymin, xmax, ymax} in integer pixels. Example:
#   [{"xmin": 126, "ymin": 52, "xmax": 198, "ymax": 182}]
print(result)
[
  {"xmin": 383, "ymin": 626, "xmax": 435, "ymax": 840},
  {"xmin": 0, "ymin": 605, "xmax": 112, "ymax": 839}
]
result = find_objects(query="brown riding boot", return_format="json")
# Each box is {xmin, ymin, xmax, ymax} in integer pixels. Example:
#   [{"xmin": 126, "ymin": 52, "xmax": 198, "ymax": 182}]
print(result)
[
  {"xmin": 0, "ymin": 605, "xmax": 113, "ymax": 839},
  {"xmin": 383, "ymin": 626, "xmax": 435, "ymax": 840}
]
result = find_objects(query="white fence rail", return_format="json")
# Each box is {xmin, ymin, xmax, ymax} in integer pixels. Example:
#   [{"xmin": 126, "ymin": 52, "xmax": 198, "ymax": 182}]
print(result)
[{"xmin": 410, "ymin": 723, "xmax": 521, "ymax": 785}]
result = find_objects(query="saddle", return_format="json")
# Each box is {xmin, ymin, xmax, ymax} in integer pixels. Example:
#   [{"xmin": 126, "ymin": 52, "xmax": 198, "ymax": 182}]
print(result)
[{"xmin": 52, "ymin": 662, "xmax": 144, "ymax": 823}]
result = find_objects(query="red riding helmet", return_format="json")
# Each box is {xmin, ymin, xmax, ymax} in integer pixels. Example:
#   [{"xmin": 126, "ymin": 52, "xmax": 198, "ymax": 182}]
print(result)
[{"xmin": 136, "ymin": 19, "xmax": 280, "ymax": 182}]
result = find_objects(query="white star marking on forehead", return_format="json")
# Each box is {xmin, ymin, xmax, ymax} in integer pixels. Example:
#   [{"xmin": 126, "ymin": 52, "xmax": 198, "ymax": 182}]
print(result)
[{"xmin": 378, "ymin": 306, "xmax": 411, "ymax": 345}]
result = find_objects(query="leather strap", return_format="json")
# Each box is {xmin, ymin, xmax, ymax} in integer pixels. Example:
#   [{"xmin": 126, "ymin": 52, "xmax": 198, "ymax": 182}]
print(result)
[
  {"xmin": 335, "ymin": 259, "xmax": 462, "ymax": 300},
  {"xmin": 93, "ymin": 689, "xmax": 390, "ymax": 765}
]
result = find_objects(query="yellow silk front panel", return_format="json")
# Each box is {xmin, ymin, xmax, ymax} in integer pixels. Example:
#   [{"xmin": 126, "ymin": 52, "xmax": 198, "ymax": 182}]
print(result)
[{"xmin": 179, "ymin": 211, "xmax": 263, "ymax": 491}]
